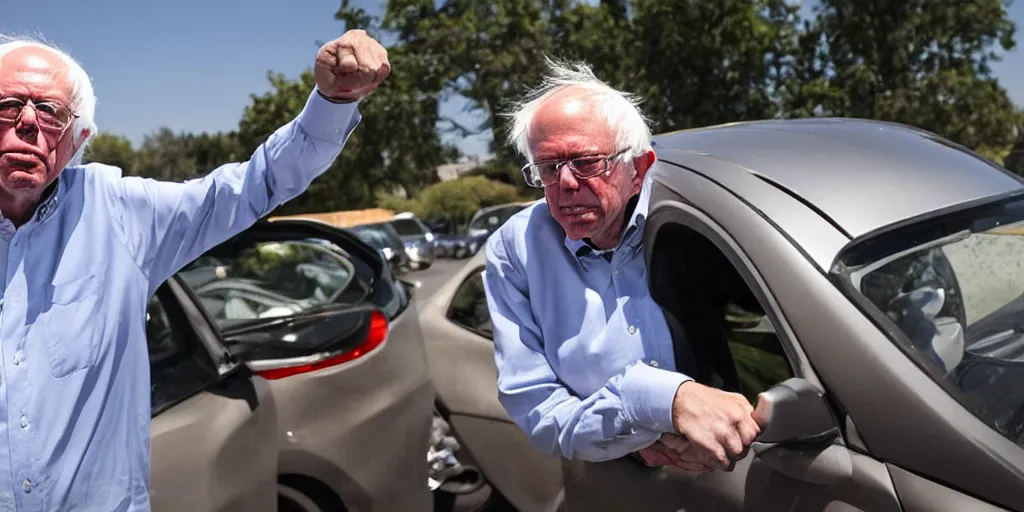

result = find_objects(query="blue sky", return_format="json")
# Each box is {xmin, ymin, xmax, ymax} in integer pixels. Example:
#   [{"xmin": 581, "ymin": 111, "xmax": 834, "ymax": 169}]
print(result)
[{"xmin": 3, "ymin": 0, "xmax": 1023, "ymax": 158}]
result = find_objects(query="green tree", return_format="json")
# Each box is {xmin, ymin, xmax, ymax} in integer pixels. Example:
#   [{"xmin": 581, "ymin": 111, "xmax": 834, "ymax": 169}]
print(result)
[
  {"xmin": 381, "ymin": 176, "xmax": 521, "ymax": 226},
  {"xmin": 134, "ymin": 128, "xmax": 200, "ymax": 181},
  {"xmin": 629, "ymin": 0, "xmax": 801, "ymax": 131},
  {"xmin": 83, "ymin": 133, "xmax": 137, "ymax": 174},
  {"xmin": 783, "ymin": 0, "xmax": 1020, "ymax": 161}
]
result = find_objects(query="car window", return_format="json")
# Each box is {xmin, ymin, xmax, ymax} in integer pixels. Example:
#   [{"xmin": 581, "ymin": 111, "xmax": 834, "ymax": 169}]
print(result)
[
  {"xmin": 839, "ymin": 197, "xmax": 1024, "ymax": 446},
  {"xmin": 446, "ymin": 269, "xmax": 492, "ymax": 338},
  {"xmin": 390, "ymin": 218, "xmax": 426, "ymax": 237},
  {"xmin": 148, "ymin": 288, "xmax": 221, "ymax": 416},
  {"xmin": 467, "ymin": 205, "xmax": 526, "ymax": 232},
  {"xmin": 177, "ymin": 239, "xmax": 355, "ymax": 330},
  {"xmin": 651, "ymin": 226, "xmax": 795, "ymax": 404}
]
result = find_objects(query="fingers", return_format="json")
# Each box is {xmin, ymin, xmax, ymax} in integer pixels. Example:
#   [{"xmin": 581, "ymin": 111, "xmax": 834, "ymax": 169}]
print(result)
[{"xmin": 315, "ymin": 29, "xmax": 390, "ymax": 98}]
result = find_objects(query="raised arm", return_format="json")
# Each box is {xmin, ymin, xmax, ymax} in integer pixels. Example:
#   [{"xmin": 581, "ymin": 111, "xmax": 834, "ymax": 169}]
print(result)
[
  {"xmin": 482, "ymin": 235, "xmax": 689, "ymax": 462},
  {"xmin": 108, "ymin": 88, "xmax": 359, "ymax": 291}
]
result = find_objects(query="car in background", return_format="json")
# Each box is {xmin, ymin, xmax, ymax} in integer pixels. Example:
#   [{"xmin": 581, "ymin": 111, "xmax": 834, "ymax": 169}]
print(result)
[
  {"xmin": 420, "ymin": 250, "xmax": 565, "ymax": 512},
  {"xmin": 151, "ymin": 218, "xmax": 436, "ymax": 512},
  {"xmin": 349, "ymin": 222, "xmax": 412, "ymax": 275},
  {"xmin": 437, "ymin": 202, "xmax": 533, "ymax": 259},
  {"xmin": 385, "ymin": 213, "xmax": 437, "ymax": 270}
]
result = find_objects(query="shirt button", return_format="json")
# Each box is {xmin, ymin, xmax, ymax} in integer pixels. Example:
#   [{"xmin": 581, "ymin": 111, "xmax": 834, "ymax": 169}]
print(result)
[
  {"xmin": 13, "ymin": 351, "xmax": 22, "ymax": 365},
  {"xmin": 20, "ymin": 415, "xmax": 28, "ymax": 429},
  {"xmin": 628, "ymin": 325, "xmax": 637, "ymax": 335},
  {"xmin": 22, "ymin": 479, "xmax": 30, "ymax": 493},
  {"xmin": 650, "ymin": 360, "xmax": 660, "ymax": 368}
]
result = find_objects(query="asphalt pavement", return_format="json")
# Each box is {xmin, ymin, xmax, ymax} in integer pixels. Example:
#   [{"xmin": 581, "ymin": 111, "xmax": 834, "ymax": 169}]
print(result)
[{"xmin": 405, "ymin": 258, "xmax": 471, "ymax": 310}]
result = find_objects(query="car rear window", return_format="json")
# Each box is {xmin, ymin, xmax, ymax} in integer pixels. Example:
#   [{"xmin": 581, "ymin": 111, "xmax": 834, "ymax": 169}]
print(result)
[
  {"xmin": 177, "ymin": 239, "xmax": 356, "ymax": 330},
  {"xmin": 390, "ymin": 218, "xmax": 426, "ymax": 236}
]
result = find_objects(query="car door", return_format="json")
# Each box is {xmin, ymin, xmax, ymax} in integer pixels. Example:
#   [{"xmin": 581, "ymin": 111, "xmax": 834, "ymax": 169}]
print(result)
[
  {"xmin": 419, "ymin": 255, "xmax": 565, "ymax": 512},
  {"xmin": 148, "ymin": 279, "xmax": 279, "ymax": 512},
  {"xmin": 562, "ymin": 171, "xmax": 904, "ymax": 511}
]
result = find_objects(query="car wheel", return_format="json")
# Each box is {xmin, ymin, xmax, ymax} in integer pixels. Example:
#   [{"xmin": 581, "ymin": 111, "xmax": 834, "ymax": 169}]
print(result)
[{"xmin": 278, "ymin": 476, "xmax": 347, "ymax": 512}]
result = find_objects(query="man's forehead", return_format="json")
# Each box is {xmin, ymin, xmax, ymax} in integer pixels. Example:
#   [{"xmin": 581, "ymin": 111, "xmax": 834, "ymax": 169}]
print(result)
[
  {"xmin": 529, "ymin": 91, "xmax": 614, "ymax": 155},
  {"xmin": 0, "ymin": 46, "xmax": 72, "ymax": 98}
]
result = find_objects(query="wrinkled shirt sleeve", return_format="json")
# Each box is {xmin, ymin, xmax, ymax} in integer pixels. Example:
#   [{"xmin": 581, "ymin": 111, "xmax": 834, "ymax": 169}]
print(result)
[
  {"xmin": 482, "ymin": 235, "xmax": 690, "ymax": 462},
  {"xmin": 109, "ymin": 88, "xmax": 361, "ymax": 292}
]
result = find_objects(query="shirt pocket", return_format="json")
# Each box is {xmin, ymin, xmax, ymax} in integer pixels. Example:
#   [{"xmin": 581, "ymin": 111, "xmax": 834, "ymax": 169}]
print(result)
[{"xmin": 43, "ymin": 273, "xmax": 101, "ymax": 378}]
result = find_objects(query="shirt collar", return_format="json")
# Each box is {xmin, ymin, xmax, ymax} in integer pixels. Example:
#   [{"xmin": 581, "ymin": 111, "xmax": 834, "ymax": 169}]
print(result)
[
  {"xmin": 565, "ymin": 176, "xmax": 651, "ymax": 261},
  {"xmin": 0, "ymin": 174, "xmax": 64, "ymax": 230}
]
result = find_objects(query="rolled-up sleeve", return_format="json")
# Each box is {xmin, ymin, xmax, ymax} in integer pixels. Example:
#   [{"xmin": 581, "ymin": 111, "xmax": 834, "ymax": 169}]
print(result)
[
  {"xmin": 482, "ymin": 234, "xmax": 689, "ymax": 462},
  {"xmin": 108, "ymin": 88, "xmax": 361, "ymax": 292}
]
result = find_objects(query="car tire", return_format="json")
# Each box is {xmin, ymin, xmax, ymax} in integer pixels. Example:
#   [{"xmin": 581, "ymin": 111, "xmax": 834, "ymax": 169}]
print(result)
[{"xmin": 278, "ymin": 477, "xmax": 347, "ymax": 512}]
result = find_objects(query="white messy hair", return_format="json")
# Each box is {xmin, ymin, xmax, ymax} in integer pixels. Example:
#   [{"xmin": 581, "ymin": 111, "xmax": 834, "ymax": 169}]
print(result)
[
  {"xmin": 506, "ymin": 57, "xmax": 652, "ymax": 163},
  {"xmin": 0, "ymin": 34, "xmax": 97, "ymax": 165}
]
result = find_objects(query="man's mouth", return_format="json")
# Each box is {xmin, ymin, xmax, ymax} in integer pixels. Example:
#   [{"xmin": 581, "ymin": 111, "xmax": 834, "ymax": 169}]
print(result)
[
  {"xmin": 0, "ymin": 152, "xmax": 44, "ymax": 169},
  {"xmin": 560, "ymin": 205, "xmax": 595, "ymax": 215}
]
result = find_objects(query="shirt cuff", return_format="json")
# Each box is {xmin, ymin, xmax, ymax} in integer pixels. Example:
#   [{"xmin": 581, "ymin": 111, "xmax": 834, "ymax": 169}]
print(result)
[
  {"xmin": 620, "ymin": 363, "xmax": 692, "ymax": 433},
  {"xmin": 297, "ymin": 87, "xmax": 363, "ymax": 144}
]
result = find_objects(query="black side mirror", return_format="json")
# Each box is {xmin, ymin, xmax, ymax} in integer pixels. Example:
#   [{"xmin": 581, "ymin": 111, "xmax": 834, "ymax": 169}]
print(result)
[{"xmin": 753, "ymin": 377, "xmax": 839, "ymax": 445}]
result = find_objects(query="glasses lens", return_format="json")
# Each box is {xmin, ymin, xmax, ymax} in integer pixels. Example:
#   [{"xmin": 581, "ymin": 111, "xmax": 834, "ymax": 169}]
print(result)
[
  {"xmin": 0, "ymin": 99, "xmax": 22, "ymax": 122},
  {"xmin": 34, "ymin": 102, "xmax": 70, "ymax": 130},
  {"xmin": 569, "ymin": 156, "xmax": 607, "ymax": 179}
]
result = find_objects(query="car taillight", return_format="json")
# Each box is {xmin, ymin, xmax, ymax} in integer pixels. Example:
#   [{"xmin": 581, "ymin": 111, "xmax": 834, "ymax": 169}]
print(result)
[{"xmin": 254, "ymin": 310, "xmax": 389, "ymax": 380}]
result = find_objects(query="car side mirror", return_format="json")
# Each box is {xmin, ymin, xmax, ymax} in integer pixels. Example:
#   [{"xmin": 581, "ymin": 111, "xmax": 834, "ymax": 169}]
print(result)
[
  {"xmin": 753, "ymin": 377, "xmax": 839, "ymax": 444},
  {"xmin": 225, "ymin": 304, "xmax": 378, "ymax": 360}
]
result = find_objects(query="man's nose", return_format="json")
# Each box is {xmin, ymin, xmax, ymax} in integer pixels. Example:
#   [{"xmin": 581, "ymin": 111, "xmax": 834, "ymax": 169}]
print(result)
[
  {"xmin": 556, "ymin": 162, "xmax": 579, "ymax": 190},
  {"xmin": 15, "ymin": 105, "xmax": 39, "ymax": 135}
]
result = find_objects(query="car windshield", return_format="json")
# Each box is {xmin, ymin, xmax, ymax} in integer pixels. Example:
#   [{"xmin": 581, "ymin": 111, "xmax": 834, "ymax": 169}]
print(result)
[
  {"xmin": 467, "ymin": 205, "xmax": 525, "ymax": 232},
  {"xmin": 178, "ymin": 239, "xmax": 355, "ymax": 330},
  {"xmin": 836, "ymin": 195, "xmax": 1024, "ymax": 446},
  {"xmin": 389, "ymin": 218, "xmax": 426, "ymax": 237}
]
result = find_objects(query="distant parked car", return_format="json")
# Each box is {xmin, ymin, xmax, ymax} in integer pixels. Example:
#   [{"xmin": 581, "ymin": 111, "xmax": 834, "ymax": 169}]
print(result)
[
  {"xmin": 386, "ymin": 212, "xmax": 437, "ymax": 270},
  {"xmin": 438, "ymin": 202, "xmax": 534, "ymax": 259},
  {"xmin": 349, "ymin": 222, "xmax": 412, "ymax": 275},
  {"xmin": 151, "ymin": 218, "xmax": 436, "ymax": 512}
]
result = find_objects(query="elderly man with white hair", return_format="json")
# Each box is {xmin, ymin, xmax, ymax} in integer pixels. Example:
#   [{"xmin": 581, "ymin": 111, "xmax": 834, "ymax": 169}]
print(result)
[
  {"xmin": 483, "ymin": 59, "xmax": 762, "ymax": 475},
  {"xmin": 0, "ymin": 30, "xmax": 387, "ymax": 510}
]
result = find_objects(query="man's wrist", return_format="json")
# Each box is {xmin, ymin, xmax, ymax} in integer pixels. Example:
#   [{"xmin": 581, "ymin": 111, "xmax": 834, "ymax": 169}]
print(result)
[
  {"xmin": 620, "ymin": 363, "xmax": 691, "ymax": 432},
  {"xmin": 317, "ymin": 89, "xmax": 363, "ymax": 104}
]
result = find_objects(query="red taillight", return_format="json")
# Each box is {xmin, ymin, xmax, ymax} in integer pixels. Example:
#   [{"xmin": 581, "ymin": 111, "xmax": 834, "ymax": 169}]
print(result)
[{"xmin": 255, "ymin": 310, "xmax": 389, "ymax": 380}]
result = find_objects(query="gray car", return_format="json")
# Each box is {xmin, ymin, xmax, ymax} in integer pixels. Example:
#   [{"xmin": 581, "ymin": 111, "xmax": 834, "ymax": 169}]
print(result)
[
  {"xmin": 386, "ymin": 213, "xmax": 437, "ymax": 270},
  {"xmin": 424, "ymin": 118, "xmax": 1024, "ymax": 512},
  {"xmin": 562, "ymin": 118, "xmax": 1024, "ymax": 511},
  {"xmin": 149, "ymin": 218, "xmax": 435, "ymax": 512},
  {"xmin": 420, "ymin": 250, "xmax": 565, "ymax": 512}
]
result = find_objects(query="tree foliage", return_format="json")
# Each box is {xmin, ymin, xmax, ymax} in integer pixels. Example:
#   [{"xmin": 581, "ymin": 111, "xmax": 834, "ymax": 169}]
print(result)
[{"xmin": 85, "ymin": 0, "xmax": 1024, "ymax": 219}]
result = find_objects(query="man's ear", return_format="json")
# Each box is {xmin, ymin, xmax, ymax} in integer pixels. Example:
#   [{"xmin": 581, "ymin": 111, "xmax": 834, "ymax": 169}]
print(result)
[{"xmin": 631, "ymin": 149, "xmax": 657, "ymax": 182}]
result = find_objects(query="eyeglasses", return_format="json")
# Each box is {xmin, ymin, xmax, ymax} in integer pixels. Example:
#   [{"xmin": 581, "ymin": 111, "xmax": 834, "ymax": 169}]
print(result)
[
  {"xmin": 521, "ymin": 148, "xmax": 631, "ymax": 188},
  {"xmin": 0, "ymin": 97, "xmax": 78, "ymax": 134}
]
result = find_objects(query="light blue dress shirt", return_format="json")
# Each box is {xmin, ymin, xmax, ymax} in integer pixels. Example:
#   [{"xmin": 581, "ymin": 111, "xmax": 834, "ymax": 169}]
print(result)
[
  {"xmin": 0, "ymin": 89, "xmax": 360, "ymax": 512},
  {"xmin": 483, "ymin": 177, "xmax": 692, "ymax": 462}
]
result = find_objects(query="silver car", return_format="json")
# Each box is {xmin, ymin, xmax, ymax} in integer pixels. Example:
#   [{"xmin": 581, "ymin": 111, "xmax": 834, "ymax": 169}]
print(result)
[{"xmin": 150, "ymin": 218, "xmax": 435, "ymax": 512}]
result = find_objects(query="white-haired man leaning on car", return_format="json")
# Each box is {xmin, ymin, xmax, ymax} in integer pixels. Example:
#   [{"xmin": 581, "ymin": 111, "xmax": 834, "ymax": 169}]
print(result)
[
  {"xmin": 482, "ymin": 59, "xmax": 763, "ymax": 473},
  {"xmin": 0, "ymin": 30, "xmax": 387, "ymax": 510}
]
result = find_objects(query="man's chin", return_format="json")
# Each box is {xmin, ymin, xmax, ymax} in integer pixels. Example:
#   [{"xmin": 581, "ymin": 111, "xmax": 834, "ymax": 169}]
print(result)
[{"xmin": 0, "ymin": 171, "xmax": 46, "ymax": 192}]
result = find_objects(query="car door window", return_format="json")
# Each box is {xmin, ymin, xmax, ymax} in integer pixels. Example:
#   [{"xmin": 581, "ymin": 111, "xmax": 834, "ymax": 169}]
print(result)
[
  {"xmin": 148, "ymin": 287, "xmax": 221, "ymax": 416},
  {"xmin": 446, "ymin": 269, "xmax": 492, "ymax": 339},
  {"xmin": 177, "ymin": 239, "xmax": 356, "ymax": 330},
  {"xmin": 651, "ymin": 225, "xmax": 795, "ymax": 404}
]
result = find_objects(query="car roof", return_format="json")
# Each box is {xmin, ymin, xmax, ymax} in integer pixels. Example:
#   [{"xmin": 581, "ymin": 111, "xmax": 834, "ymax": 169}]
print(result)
[{"xmin": 651, "ymin": 118, "xmax": 1024, "ymax": 239}]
